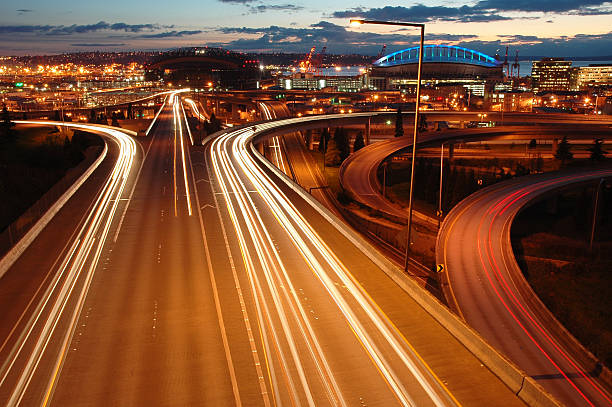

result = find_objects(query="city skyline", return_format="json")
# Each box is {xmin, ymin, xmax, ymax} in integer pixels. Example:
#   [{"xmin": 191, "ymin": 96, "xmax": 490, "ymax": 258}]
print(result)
[{"xmin": 1, "ymin": 0, "xmax": 612, "ymax": 56}]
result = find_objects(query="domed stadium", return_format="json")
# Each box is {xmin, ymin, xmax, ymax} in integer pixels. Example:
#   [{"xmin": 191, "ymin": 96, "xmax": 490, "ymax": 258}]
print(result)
[{"xmin": 369, "ymin": 45, "xmax": 503, "ymax": 89}]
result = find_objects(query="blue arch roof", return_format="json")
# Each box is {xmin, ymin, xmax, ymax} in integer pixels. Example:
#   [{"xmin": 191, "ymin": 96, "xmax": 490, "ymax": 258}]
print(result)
[{"xmin": 373, "ymin": 45, "xmax": 502, "ymax": 68}]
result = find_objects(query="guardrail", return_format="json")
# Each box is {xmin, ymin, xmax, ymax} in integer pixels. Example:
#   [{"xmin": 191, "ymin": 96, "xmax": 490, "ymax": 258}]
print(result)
[{"xmin": 224, "ymin": 116, "xmax": 564, "ymax": 407}]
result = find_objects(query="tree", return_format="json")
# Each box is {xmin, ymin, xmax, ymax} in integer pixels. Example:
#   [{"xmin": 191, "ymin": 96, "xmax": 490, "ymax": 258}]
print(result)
[
  {"xmin": 333, "ymin": 127, "xmax": 350, "ymax": 162},
  {"xmin": 353, "ymin": 131, "xmax": 365, "ymax": 153},
  {"xmin": 206, "ymin": 113, "xmax": 222, "ymax": 134},
  {"xmin": 554, "ymin": 136, "xmax": 573, "ymax": 166},
  {"xmin": 325, "ymin": 138, "xmax": 342, "ymax": 166},
  {"xmin": 589, "ymin": 138, "xmax": 607, "ymax": 161},
  {"xmin": 318, "ymin": 128, "xmax": 330, "ymax": 153},
  {"xmin": 1, "ymin": 105, "xmax": 15, "ymax": 142},
  {"xmin": 394, "ymin": 107, "xmax": 403, "ymax": 138},
  {"xmin": 127, "ymin": 103, "xmax": 133, "ymax": 119},
  {"xmin": 111, "ymin": 112, "xmax": 120, "ymax": 127},
  {"xmin": 54, "ymin": 110, "xmax": 61, "ymax": 121},
  {"xmin": 418, "ymin": 113, "xmax": 428, "ymax": 133},
  {"xmin": 89, "ymin": 109, "xmax": 96, "ymax": 123},
  {"xmin": 529, "ymin": 139, "xmax": 537, "ymax": 149}
]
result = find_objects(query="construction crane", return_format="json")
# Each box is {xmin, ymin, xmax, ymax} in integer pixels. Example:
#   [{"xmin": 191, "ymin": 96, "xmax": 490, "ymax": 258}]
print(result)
[
  {"xmin": 511, "ymin": 50, "xmax": 520, "ymax": 78},
  {"xmin": 375, "ymin": 44, "xmax": 387, "ymax": 61},
  {"xmin": 299, "ymin": 46, "xmax": 316, "ymax": 72},
  {"xmin": 313, "ymin": 46, "xmax": 327, "ymax": 74},
  {"xmin": 502, "ymin": 46, "xmax": 509, "ymax": 78}
]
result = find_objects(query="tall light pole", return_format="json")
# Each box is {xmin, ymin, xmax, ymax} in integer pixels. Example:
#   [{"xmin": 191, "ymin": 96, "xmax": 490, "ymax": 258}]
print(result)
[{"xmin": 350, "ymin": 18, "xmax": 425, "ymax": 271}]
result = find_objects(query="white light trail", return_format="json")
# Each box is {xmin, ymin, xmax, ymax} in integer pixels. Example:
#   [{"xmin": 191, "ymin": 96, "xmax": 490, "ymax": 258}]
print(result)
[
  {"xmin": 172, "ymin": 95, "xmax": 193, "ymax": 216},
  {"xmin": 207, "ymin": 119, "xmax": 458, "ymax": 406},
  {"xmin": 0, "ymin": 121, "xmax": 138, "ymax": 406}
]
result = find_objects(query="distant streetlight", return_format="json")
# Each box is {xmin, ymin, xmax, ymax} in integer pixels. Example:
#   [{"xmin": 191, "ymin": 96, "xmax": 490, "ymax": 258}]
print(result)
[{"xmin": 350, "ymin": 18, "xmax": 425, "ymax": 272}]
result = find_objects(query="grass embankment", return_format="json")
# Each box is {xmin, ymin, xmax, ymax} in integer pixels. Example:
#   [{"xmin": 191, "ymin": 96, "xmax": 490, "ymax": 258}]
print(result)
[
  {"xmin": 117, "ymin": 119, "xmax": 150, "ymax": 135},
  {"xmin": 0, "ymin": 125, "xmax": 102, "ymax": 231},
  {"xmin": 310, "ymin": 151, "xmax": 438, "ymax": 269},
  {"xmin": 512, "ymin": 187, "xmax": 612, "ymax": 368}
]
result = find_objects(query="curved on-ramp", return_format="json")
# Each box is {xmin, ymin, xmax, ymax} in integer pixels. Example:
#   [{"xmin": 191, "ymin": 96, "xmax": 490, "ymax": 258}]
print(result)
[{"xmin": 436, "ymin": 167, "xmax": 612, "ymax": 406}]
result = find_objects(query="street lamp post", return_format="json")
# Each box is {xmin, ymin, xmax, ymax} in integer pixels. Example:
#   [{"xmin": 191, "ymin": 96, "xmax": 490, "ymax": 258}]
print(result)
[{"xmin": 350, "ymin": 18, "xmax": 425, "ymax": 271}]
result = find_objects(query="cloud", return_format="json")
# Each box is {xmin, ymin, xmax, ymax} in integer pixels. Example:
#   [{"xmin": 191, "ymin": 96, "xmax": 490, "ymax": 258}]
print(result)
[
  {"xmin": 218, "ymin": 0, "xmax": 255, "ymax": 3},
  {"xmin": 210, "ymin": 21, "xmax": 612, "ymax": 57},
  {"xmin": 247, "ymin": 4, "xmax": 304, "ymax": 13},
  {"xmin": 0, "ymin": 21, "xmax": 161, "ymax": 36},
  {"xmin": 332, "ymin": 5, "xmax": 510, "ymax": 23},
  {"xmin": 140, "ymin": 30, "xmax": 203, "ymax": 38},
  {"xmin": 473, "ymin": 0, "xmax": 611, "ymax": 13},
  {"xmin": 71, "ymin": 43, "xmax": 126, "ymax": 47},
  {"xmin": 16, "ymin": 9, "xmax": 33, "ymax": 13},
  {"xmin": 214, "ymin": 21, "xmax": 477, "ymax": 53},
  {"xmin": 331, "ymin": 1, "xmax": 612, "ymax": 23}
]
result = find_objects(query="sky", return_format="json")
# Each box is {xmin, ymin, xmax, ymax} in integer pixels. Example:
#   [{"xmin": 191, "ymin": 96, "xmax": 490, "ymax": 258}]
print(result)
[{"xmin": 1, "ymin": 0, "xmax": 612, "ymax": 57}]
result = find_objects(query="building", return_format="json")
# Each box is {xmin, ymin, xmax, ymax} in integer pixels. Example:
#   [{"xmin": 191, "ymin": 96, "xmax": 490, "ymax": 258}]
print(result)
[
  {"xmin": 576, "ymin": 64, "xmax": 612, "ymax": 90},
  {"xmin": 531, "ymin": 58, "xmax": 577, "ymax": 92},
  {"xmin": 278, "ymin": 72, "xmax": 365, "ymax": 92},
  {"xmin": 146, "ymin": 48, "xmax": 264, "ymax": 89},
  {"xmin": 368, "ymin": 45, "xmax": 503, "ymax": 92},
  {"xmin": 488, "ymin": 91, "xmax": 534, "ymax": 112}
]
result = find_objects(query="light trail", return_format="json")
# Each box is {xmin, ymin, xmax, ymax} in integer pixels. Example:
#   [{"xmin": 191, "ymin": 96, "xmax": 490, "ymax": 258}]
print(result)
[
  {"xmin": 180, "ymin": 101, "xmax": 194, "ymax": 145},
  {"xmin": 476, "ymin": 171, "xmax": 612, "ymax": 406},
  {"xmin": 185, "ymin": 98, "xmax": 209, "ymax": 121},
  {"xmin": 0, "ymin": 121, "xmax": 138, "ymax": 406},
  {"xmin": 258, "ymin": 102, "xmax": 288, "ymax": 174},
  {"xmin": 206, "ymin": 123, "xmax": 458, "ymax": 406},
  {"xmin": 172, "ymin": 95, "xmax": 193, "ymax": 216}
]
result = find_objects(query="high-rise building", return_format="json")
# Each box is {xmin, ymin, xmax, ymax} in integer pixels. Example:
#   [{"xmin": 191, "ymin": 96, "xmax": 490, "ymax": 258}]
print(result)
[
  {"xmin": 531, "ymin": 58, "xmax": 577, "ymax": 92},
  {"xmin": 577, "ymin": 64, "xmax": 612, "ymax": 89}
]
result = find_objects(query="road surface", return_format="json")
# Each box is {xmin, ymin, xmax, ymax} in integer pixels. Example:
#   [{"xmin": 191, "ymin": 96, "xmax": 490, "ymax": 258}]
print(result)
[
  {"xmin": 340, "ymin": 125, "xmax": 612, "ymax": 221},
  {"xmin": 0, "ymin": 103, "xmax": 529, "ymax": 406},
  {"xmin": 437, "ymin": 168, "xmax": 612, "ymax": 406}
]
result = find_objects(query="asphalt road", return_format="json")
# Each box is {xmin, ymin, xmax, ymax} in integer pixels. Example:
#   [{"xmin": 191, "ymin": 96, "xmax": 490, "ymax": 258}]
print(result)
[
  {"xmin": 340, "ymin": 125, "xmax": 612, "ymax": 221},
  {"xmin": 1, "ymin": 102, "xmax": 529, "ymax": 406},
  {"xmin": 437, "ymin": 168, "xmax": 612, "ymax": 406}
]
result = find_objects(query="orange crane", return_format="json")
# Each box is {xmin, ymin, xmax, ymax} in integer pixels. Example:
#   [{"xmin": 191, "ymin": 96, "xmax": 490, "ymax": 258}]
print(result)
[
  {"xmin": 299, "ymin": 46, "xmax": 316, "ymax": 72},
  {"xmin": 375, "ymin": 44, "xmax": 387, "ymax": 61},
  {"xmin": 313, "ymin": 46, "xmax": 327, "ymax": 74}
]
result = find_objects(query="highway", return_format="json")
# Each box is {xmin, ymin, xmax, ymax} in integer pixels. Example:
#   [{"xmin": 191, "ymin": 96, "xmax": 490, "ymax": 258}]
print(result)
[
  {"xmin": 0, "ymin": 120, "xmax": 140, "ymax": 405},
  {"xmin": 437, "ymin": 168, "xmax": 612, "ymax": 406},
  {"xmin": 198, "ymin": 118, "xmax": 526, "ymax": 406},
  {"xmin": 340, "ymin": 125, "xmax": 612, "ymax": 221},
  {"xmin": 0, "ymin": 100, "xmax": 532, "ymax": 405}
]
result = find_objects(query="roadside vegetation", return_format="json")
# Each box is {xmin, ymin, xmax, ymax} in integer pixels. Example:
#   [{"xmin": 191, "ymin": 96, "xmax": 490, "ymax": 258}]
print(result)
[
  {"xmin": 0, "ymin": 121, "xmax": 102, "ymax": 232},
  {"xmin": 512, "ymin": 183, "xmax": 612, "ymax": 368}
]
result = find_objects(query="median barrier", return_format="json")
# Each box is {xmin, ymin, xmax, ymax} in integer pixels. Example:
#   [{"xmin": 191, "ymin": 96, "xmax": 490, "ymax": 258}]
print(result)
[{"xmin": 249, "ymin": 135, "xmax": 561, "ymax": 407}]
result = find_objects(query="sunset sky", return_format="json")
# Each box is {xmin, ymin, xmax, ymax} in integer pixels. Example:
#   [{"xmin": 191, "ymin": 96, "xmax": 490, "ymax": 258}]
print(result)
[{"xmin": 1, "ymin": 0, "xmax": 611, "ymax": 56}]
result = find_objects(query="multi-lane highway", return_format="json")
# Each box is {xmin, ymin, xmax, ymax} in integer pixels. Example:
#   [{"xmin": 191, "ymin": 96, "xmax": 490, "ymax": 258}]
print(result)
[
  {"xmin": 0, "ymin": 120, "xmax": 140, "ymax": 405},
  {"xmin": 0, "ymin": 98, "xmax": 534, "ymax": 406},
  {"xmin": 437, "ymin": 168, "xmax": 612, "ymax": 406}
]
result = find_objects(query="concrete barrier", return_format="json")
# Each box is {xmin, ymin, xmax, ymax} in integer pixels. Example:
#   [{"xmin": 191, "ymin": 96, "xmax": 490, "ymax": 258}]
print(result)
[
  {"xmin": 1, "ymin": 122, "xmax": 138, "ymax": 280},
  {"xmin": 248, "ymin": 136, "xmax": 562, "ymax": 407},
  {"xmin": 0, "ymin": 142, "xmax": 107, "ymax": 279}
]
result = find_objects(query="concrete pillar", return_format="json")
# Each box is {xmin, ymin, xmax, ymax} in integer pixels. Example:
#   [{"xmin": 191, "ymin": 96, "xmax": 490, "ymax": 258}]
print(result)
[{"xmin": 448, "ymin": 143, "xmax": 454, "ymax": 160}]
